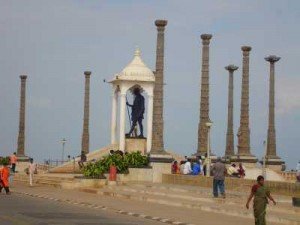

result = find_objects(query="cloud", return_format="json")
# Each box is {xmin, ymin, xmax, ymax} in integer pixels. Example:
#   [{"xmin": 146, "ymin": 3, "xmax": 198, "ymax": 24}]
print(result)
[{"xmin": 277, "ymin": 77, "xmax": 300, "ymax": 115}]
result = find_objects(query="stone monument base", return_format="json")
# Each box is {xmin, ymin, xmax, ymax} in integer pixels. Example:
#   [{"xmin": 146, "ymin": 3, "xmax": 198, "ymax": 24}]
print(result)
[
  {"xmin": 17, "ymin": 155, "xmax": 30, "ymax": 162},
  {"xmin": 125, "ymin": 137, "xmax": 146, "ymax": 155},
  {"xmin": 265, "ymin": 157, "xmax": 285, "ymax": 171},
  {"xmin": 149, "ymin": 152, "xmax": 173, "ymax": 163},
  {"xmin": 230, "ymin": 155, "xmax": 258, "ymax": 168},
  {"xmin": 16, "ymin": 161, "xmax": 30, "ymax": 174}
]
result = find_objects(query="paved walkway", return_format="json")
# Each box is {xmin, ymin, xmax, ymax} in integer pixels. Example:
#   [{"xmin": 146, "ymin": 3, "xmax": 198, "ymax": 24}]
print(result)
[{"xmin": 10, "ymin": 182, "xmax": 272, "ymax": 225}]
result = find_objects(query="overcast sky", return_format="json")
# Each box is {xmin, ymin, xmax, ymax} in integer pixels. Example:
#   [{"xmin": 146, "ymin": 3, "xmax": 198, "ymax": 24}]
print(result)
[{"xmin": 0, "ymin": 0, "xmax": 299, "ymax": 169}]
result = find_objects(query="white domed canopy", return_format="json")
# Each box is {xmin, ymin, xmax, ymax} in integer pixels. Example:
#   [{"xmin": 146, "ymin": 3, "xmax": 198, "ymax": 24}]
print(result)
[
  {"xmin": 109, "ymin": 48, "xmax": 155, "ymax": 153},
  {"xmin": 112, "ymin": 48, "xmax": 155, "ymax": 82}
]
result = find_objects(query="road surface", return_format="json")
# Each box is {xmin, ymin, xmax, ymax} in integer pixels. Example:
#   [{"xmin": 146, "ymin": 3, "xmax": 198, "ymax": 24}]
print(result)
[{"xmin": 0, "ymin": 193, "xmax": 164, "ymax": 225}]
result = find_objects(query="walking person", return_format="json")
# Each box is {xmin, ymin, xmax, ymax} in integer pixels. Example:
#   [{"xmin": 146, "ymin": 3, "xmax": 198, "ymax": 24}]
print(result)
[
  {"xmin": 28, "ymin": 158, "xmax": 36, "ymax": 186},
  {"xmin": 246, "ymin": 175, "xmax": 276, "ymax": 225},
  {"xmin": 211, "ymin": 157, "xmax": 226, "ymax": 198},
  {"xmin": 0, "ymin": 161, "xmax": 11, "ymax": 194},
  {"xmin": 10, "ymin": 152, "xmax": 18, "ymax": 173}
]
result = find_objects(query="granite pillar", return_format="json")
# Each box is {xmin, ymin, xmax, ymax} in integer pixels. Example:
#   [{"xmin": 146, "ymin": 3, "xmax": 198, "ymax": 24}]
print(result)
[
  {"xmin": 264, "ymin": 55, "xmax": 283, "ymax": 166},
  {"xmin": 225, "ymin": 65, "xmax": 238, "ymax": 157},
  {"xmin": 237, "ymin": 46, "xmax": 257, "ymax": 162},
  {"xmin": 151, "ymin": 19, "xmax": 167, "ymax": 154},
  {"xmin": 81, "ymin": 71, "xmax": 91, "ymax": 154},
  {"xmin": 197, "ymin": 34, "xmax": 212, "ymax": 155},
  {"xmin": 17, "ymin": 75, "xmax": 27, "ymax": 157}
]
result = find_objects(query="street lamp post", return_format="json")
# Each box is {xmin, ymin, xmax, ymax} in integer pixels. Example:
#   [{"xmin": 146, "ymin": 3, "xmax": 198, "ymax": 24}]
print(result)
[
  {"xmin": 262, "ymin": 140, "xmax": 267, "ymax": 180},
  {"xmin": 206, "ymin": 121, "xmax": 213, "ymax": 177},
  {"xmin": 61, "ymin": 138, "xmax": 67, "ymax": 163}
]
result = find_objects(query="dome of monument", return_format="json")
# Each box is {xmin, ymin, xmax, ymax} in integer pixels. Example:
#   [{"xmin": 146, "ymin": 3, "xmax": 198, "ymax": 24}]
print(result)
[{"xmin": 115, "ymin": 48, "xmax": 155, "ymax": 82}]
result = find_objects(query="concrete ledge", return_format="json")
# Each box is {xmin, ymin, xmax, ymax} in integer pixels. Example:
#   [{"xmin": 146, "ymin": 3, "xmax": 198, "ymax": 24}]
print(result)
[
  {"xmin": 61, "ymin": 178, "xmax": 107, "ymax": 189},
  {"xmin": 162, "ymin": 174, "xmax": 300, "ymax": 196}
]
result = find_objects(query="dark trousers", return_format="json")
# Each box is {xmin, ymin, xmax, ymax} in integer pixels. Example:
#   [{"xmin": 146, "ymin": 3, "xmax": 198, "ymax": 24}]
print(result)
[
  {"xmin": 203, "ymin": 165, "xmax": 207, "ymax": 176},
  {"xmin": 11, "ymin": 163, "xmax": 16, "ymax": 173},
  {"xmin": 213, "ymin": 179, "xmax": 225, "ymax": 197},
  {"xmin": 0, "ymin": 182, "xmax": 10, "ymax": 194},
  {"xmin": 128, "ymin": 117, "xmax": 143, "ymax": 136}
]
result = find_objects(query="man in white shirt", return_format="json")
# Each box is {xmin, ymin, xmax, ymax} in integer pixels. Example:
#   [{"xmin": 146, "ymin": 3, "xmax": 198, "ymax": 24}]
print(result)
[
  {"xmin": 28, "ymin": 158, "xmax": 36, "ymax": 186},
  {"xmin": 183, "ymin": 159, "xmax": 193, "ymax": 175}
]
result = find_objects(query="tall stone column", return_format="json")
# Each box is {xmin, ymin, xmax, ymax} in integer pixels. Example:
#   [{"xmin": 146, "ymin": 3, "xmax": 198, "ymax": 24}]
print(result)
[
  {"xmin": 264, "ymin": 55, "xmax": 280, "ymax": 159},
  {"xmin": 81, "ymin": 71, "xmax": 91, "ymax": 154},
  {"xmin": 197, "ymin": 34, "xmax": 212, "ymax": 155},
  {"xmin": 151, "ymin": 19, "xmax": 167, "ymax": 154},
  {"xmin": 237, "ymin": 46, "xmax": 256, "ymax": 161},
  {"xmin": 224, "ymin": 65, "xmax": 238, "ymax": 157},
  {"xmin": 17, "ymin": 75, "xmax": 27, "ymax": 157}
]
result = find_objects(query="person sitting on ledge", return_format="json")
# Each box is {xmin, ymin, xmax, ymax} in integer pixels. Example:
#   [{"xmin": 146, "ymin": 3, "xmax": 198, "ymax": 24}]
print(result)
[
  {"xmin": 238, "ymin": 163, "xmax": 246, "ymax": 178},
  {"xmin": 227, "ymin": 163, "xmax": 239, "ymax": 177},
  {"xmin": 183, "ymin": 158, "xmax": 193, "ymax": 175},
  {"xmin": 192, "ymin": 161, "xmax": 201, "ymax": 175},
  {"xmin": 179, "ymin": 161, "xmax": 185, "ymax": 174},
  {"xmin": 171, "ymin": 161, "xmax": 179, "ymax": 174}
]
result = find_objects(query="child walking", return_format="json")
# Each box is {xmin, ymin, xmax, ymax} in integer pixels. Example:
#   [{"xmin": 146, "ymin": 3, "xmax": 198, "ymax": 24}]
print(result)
[{"xmin": 0, "ymin": 162, "xmax": 11, "ymax": 194}]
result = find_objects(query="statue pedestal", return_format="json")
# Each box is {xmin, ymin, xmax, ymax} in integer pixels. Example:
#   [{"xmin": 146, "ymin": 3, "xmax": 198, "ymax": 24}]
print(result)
[{"xmin": 125, "ymin": 137, "xmax": 146, "ymax": 154}]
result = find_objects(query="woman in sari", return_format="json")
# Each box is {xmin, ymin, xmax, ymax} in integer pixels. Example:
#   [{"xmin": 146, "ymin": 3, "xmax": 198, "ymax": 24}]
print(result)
[{"xmin": 246, "ymin": 175, "xmax": 276, "ymax": 225}]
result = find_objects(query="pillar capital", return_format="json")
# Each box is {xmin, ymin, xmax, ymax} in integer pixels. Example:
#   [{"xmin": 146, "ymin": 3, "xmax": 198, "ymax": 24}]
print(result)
[
  {"xmin": 265, "ymin": 55, "xmax": 280, "ymax": 64},
  {"xmin": 225, "ymin": 64, "xmax": 239, "ymax": 72},
  {"xmin": 241, "ymin": 46, "xmax": 252, "ymax": 56},
  {"xmin": 155, "ymin": 19, "xmax": 167, "ymax": 27},
  {"xmin": 20, "ymin": 75, "xmax": 27, "ymax": 80},
  {"xmin": 155, "ymin": 20, "xmax": 167, "ymax": 32},
  {"xmin": 84, "ymin": 71, "xmax": 92, "ymax": 76},
  {"xmin": 201, "ymin": 34, "xmax": 212, "ymax": 45}
]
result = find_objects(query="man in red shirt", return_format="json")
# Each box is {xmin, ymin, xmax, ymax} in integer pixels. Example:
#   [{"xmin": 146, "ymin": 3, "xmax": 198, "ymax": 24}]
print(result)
[{"xmin": 10, "ymin": 152, "xmax": 18, "ymax": 173}]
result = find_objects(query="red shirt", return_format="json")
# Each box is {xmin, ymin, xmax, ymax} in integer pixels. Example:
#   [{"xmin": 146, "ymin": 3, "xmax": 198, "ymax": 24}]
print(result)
[
  {"xmin": 251, "ymin": 184, "xmax": 261, "ymax": 193},
  {"xmin": 10, "ymin": 155, "xmax": 17, "ymax": 164}
]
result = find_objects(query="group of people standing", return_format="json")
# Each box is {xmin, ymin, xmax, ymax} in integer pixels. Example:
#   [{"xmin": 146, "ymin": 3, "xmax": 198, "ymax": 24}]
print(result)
[{"xmin": 0, "ymin": 152, "xmax": 37, "ymax": 195}]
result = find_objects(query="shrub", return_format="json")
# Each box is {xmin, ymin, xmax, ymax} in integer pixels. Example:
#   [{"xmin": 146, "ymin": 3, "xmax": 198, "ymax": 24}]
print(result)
[
  {"xmin": 83, "ymin": 151, "xmax": 148, "ymax": 178},
  {"xmin": 125, "ymin": 151, "xmax": 149, "ymax": 168},
  {"xmin": 0, "ymin": 156, "xmax": 10, "ymax": 165}
]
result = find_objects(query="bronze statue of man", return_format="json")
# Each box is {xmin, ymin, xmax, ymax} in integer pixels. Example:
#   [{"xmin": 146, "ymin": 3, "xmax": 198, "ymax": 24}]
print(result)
[{"xmin": 126, "ymin": 88, "xmax": 145, "ymax": 138}]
